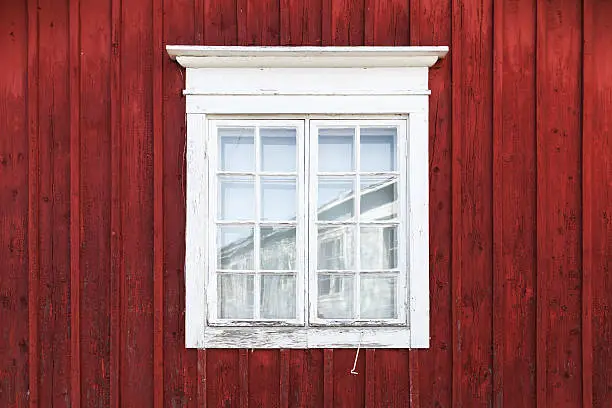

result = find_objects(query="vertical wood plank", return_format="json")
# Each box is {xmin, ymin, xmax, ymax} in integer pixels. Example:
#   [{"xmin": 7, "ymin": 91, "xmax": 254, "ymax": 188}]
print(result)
[
  {"xmin": 162, "ymin": 0, "xmax": 198, "ymax": 406},
  {"xmin": 364, "ymin": 0, "xmax": 408, "ymax": 46},
  {"xmin": 451, "ymin": 0, "xmax": 494, "ymax": 406},
  {"xmin": 249, "ymin": 350, "xmax": 281, "ymax": 408},
  {"xmin": 120, "ymin": 0, "xmax": 155, "ymax": 404},
  {"xmin": 239, "ymin": 350, "xmax": 249, "ymax": 407},
  {"xmin": 409, "ymin": 0, "xmax": 453, "ymax": 407},
  {"xmin": 583, "ymin": 0, "xmax": 612, "ymax": 406},
  {"xmin": 280, "ymin": 0, "xmax": 322, "ymax": 45},
  {"xmin": 0, "ymin": 2, "xmax": 30, "ymax": 406},
  {"xmin": 203, "ymin": 0, "xmax": 238, "ymax": 45},
  {"xmin": 288, "ymin": 350, "xmax": 324, "ymax": 408},
  {"xmin": 322, "ymin": 0, "xmax": 365, "ymax": 45},
  {"xmin": 68, "ymin": 0, "xmax": 81, "ymax": 406},
  {"xmin": 109, "ymin": 0, "xmax": 122, "ymax": 406},
  {"xmin": 492, "ymin": 0, "xmax": 537, "ymax": 407},
  {"xmin": 333, "ymin": 349, "xmax": 365, "ymax": 408},
  {"xmin": 279, "ymin": 350, "xmax": 290, "ymax": 408},
  {"xmin": 323, "ymin": 349, "xmax": 334, "ymax": 408},
  {"xmin": 364, "ymin": 350, "xmax": 410, "ymax": 408},
  {"xmin": 37, "ymin": 0, "xmax": 72, "ymax": 404},
  {"xmin": 536, "ymin": 1, "xmax": 583, "ymax": 407},
  {"xmin": 78, "ymin": 0, "xmax": 113, "ymax": 405},
  {"xmin": 237, "ymin": 0, "xmax": 280, "ymax": 45},
  {"xmin": 206, "ymin": 351, "xmax": 241, "ymax": 407}
]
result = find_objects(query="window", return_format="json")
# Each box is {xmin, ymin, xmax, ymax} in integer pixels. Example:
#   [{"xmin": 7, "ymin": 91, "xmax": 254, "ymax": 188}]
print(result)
[{"xmin": 169, "ymin": 46, "xmax": 448, "ymax": 348}]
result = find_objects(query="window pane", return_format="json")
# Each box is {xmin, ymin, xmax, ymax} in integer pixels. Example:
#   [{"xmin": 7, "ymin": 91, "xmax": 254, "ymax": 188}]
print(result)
[
  {"xmin": 360, "ymin": 128, "xmax": 397, "ymax": 172},
  {"xmin": 318, "ymin": 128, "xmax": 355, "ymax": 172},
  {"xmin": 217, "ymin": 226, "xmax": 254, "ymax": 270},
  {"xmin": 260, "ymin": 226, "xmax": 296, "ymax": 270},
  {"xmin": 360, "ymin": 226, "xmax": 398, "ymax": 270},
  {"xmin": 218, "ymin": 176, "xmax": 255, "ymax": 220},
  {"xmin": 317, "ymin": 225, "xmax": 355, "ymax": 270},
  {"xmin": 317, "ymin": 274, "xmax": 354, "ymax": 319},
  {"xmin": 317, "ymin": 176, "xmax": 355, "ymax": 221},
  {"xmin": 219, "ymin": 127, "xmax": 255, "ymax": 172},
  {"xmin": 260, "ymin": 274, "xmax": 296, "ymax": 319},
  {"xmin": 360, "ymin": 276, "xmax": 397, "ymax": 319},
  {"xmin": 218, "ymin": 274, "xmax": 254, "ymax": 319},
  {"xmin": 261, "ymin": 128, "xmax": 297, "ymax": 172},
  {"xmin": 360, "ymin": 176, "xmax": 398, "ymax": 221},
  {"xmin": 261, "ymin": 177, "xmax": 296, "ymax": 221}
]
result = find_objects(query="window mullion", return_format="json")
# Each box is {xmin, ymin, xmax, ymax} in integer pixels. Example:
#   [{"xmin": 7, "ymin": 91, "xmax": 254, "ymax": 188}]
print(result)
[
  {"xmin": 354, "ymin": 125, "xmax": 361, "ymax": 320},
  {"xmin": 254, "ymin": 125, "xmax": 261, "ymax": 320}
]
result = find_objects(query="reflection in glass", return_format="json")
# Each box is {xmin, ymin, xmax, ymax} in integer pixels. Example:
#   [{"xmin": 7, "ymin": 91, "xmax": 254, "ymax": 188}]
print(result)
[
  {"xmin": 260, "ymin": 274, "xmax": 296, "ymax": 319},
  {"xmin": 317, "ymin": 274, "xmax": 354, "ymax": 319},
  {"xmin": 360, "ymin": 276, "xmax": 397, "ymax": 319},
  {"xmin": 218, "ymin": 274, "xmax": 254, "ymax": 319},
  {"xmin": 261, "ymin": 177, "xmax": 297, "ymax": 221},
  {"xmin": 317, "ymin": 225, "xmax": 355, "ymax": 270},
  {"xmin": 260, "ymin": 226, "xmax": 296, "ymax": 270},
  {"xmin": 219, "ymin": 128, "xmax": 255, "ymax": 172},
  {"xmin": 360, "ymin": 226, "xmax": 398, "ymax": 270},
  {"xmin": 318, "ymin": 128, "xmax": 355, "ymax": 172},
  {"xmin": 360, "ymin": 176, "xmax": 398, "ymax": 221},
  {"xmin": 261, "ymin": 128, "xmax": 297, "ymax": 172},
  {"xmin": 360, "ymin": 128, "xmax": 397, "ymax": 172},
  {"xmin": 218, "ymin": 176, "xmax": 255, "ymax": 220},
  {"xmin": 317, "ymin": 176, "xmax": 355, "ymax": 221},
  {"xmin": 217, "ymin": 226, "xmax": 254, "ymax": 270}
]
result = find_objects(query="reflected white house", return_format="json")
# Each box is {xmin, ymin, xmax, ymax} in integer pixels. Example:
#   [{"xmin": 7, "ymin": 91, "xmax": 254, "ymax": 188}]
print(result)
[{"xmin": 217, "ymin": 177, "xmax": 399, "ymax": 320}]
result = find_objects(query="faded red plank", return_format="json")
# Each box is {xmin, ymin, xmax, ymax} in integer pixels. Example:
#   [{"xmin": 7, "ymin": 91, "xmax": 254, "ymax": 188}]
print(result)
[
  {"xmin": 78, "ymin": 0, "xmax": 113, "ymax": 406},
  {"xmin": 120, "ymin": 0, "xmax": 155, "ymax": 404},
  {"xmin": 451, "ymin": 0, "xmax": 494, "ymax": 406},
  {"xmin": 0, "ymin": 2, "xmax": 29, "ymax": 406},
  {"xmin": 409, "ymin": 0, "xmax": 453, "ymax": 407},
  {"xmin": 237, "ymin": 0, "xmax": 280, "ymax": 45},
  {"xmin": 492, "ymin": 0, "xmax": 537, "ymax": 407},
  {"xmin": 322, "ymin": 0, "xmax": 365, "ymax": 45},
  {"xmin": 364, "ymin": 350, "xmax": 410, "ymax": 407},
  {"xmin": 162, "ymin": 0, "xmax": 199, "ymax": 406},
  {"xmin": 364, "ymin": 0, "xmax": 408, "ymax": 46},
  {"xmin": 288, "ymin": 350, "xmax": 324, "ymax": 408},
  {"xmin": 249, "ymin": 350, "xmax": 281, "ymax": 407},
  {"xmin": 280, "ymin": 0, "xmax": 322, "ymax": 45},
  {"xmin": 536, "ymin": 1, "xmax": 583, "ymax": 407},
  {"xmin": 37, "ymin": 0, "xmax": 72, "ymax": 404},
  {"xmin": 206, "ymin": 350, "xmax": 241, "ymax": 407},
  {"xmin": 583, "ymin": 1, "xmax": 612, "ymax": 406}
]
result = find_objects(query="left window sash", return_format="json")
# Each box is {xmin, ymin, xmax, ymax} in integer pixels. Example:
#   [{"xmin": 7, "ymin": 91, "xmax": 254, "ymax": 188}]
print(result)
[{"xmin": 206, "ymin": 119, "xmax": 306, "ymax": 326}]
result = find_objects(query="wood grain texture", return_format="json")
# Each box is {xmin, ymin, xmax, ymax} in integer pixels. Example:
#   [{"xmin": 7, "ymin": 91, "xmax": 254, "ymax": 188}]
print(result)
[
  {"xmin": 536, "ymin": 1, "xmax": 583, "ymax": 406},
  {"xmin": 280, "ymin": 0, "xmax": 322, "ymax": 45},
  {"xmin": 0, "ymin": 2, "xmax": 29, "ymax": 406},
  {"xmin": 364, "ymin": 0, "xmax": 408, "ymax": 46},
  {"xmin": 451, "ymin": 0, "xmax": 494, "ymax": 406},
  {"xmin": 492, "ymin": 0, "xmax": 537, "ymax": 406},
  {"xmin": 583, "ymin": 1, "xmax": 612, "ymax": 406}
]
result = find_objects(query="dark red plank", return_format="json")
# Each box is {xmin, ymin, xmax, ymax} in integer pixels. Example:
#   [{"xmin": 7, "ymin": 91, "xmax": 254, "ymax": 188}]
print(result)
[
  {"xmin": 280, "ymin": 0, "xmax": 322, "ymax": 45},
  {"xmin": 583, "ymin": 1, "xmax": 612, "ymax": 406},
  {"xmin": 162, "ymin": 0, "xmax": 199, "ymax": 406},
  {"xmin": 120, "ymin": 0, "xmax": 155, "ymax": 404},
  {"xmin": 536, "ymin": 1, "xmax": 583, "ymax": 407},
  {"xmin": 332, "ymin": 349, "xmax": 365, "ymax": 408},
  {"xmin": 492, "ymin": 0, "xmax": 537, "ymax": 407},
  {"xmin": 409, "ymin": 0, "xmax": 453, "ymax": 407},
  {"xmin": 237, "ymin": 0, "xmax": 280, "ymax": 45},
  {"xmin": 0, "ymin": 3, "xmax": 29, "ymax": 406},
  {"xmin": 451, "ymin": 0, "xmax": 494, "ymax": 406},
  {"xmin": 364, "ymin": 0, "xmax": 408, "ymax": 46},
  {"xmin": 249, "ymin": 350, "xmax": 281, "ymax": 408},
  {"xmin": 287, "ymin": 350, "xmax": 324, "ymax": 408},
  {"xmin": 203, "ymin": 0, "xmax": 238, "ymax": 45},
  {"xmin": 206, "ymin": 350, "xmax": 241, "ymax": 407},
  {"xmin": 37, "ymin": 1, "xmax": 72, "ymax": 404},
  {"xmin": 78, "ymin": 0, "xmax": 113, "ymax": 406},
  {"xmin": 322, "ymin": 0, "xmax": 365, "ymax": 45},
  {"xmin": 364, "ymin": 350, "xmax": 410, "ymax": 407}
]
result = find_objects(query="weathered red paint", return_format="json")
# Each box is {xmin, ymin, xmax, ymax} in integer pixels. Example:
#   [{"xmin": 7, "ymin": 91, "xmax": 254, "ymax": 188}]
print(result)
[{"xmin": 0, "ymin": 0, "xmax": 611, "ymax": 407}]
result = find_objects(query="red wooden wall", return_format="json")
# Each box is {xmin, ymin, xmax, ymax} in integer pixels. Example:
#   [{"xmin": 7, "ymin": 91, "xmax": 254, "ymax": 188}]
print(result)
[{"xmin": 0, "ymin": 0, "xmax": 610, "ymax": 406}]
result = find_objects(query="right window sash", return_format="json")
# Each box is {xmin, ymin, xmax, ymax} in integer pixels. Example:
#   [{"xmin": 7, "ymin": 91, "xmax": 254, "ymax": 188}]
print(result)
[{"xmin": 308, "ymin": 119, "xmax": 408, "ymax": 326}]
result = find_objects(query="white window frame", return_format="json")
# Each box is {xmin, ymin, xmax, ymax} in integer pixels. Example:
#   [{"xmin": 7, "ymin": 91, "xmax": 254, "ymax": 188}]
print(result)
[{"xmin": 169, "ymin": 46, "xmax": 448, "ymax": 348}]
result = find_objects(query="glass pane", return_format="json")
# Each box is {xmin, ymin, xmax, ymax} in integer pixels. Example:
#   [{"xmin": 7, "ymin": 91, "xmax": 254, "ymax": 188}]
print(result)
[
  {"xmin": 218, "ymin": 176, "xmax": 255, "ymax": 220},
  {"xmin": 260, "ymin": 274, "xmax": 296, "ymax": 319},
  {"xmin": 360, "ymin": 176, "xmax": 398, "ymax": 221},
  {"xmin": 260, "ymin": 226, "xmax": 296, "ymax": 270},
  {"xmin": 217, "ymin": 274, "xmax": 254, "ymax": 319},
  {"xmin": 317, "ymin": 176, "xmax": 355, "ymax": 221},
  {"xmin": 217, "ymin": 226, "xmax": 254, "ymax": 270},
  {"xmin": 261, "ymin": 177, "xmax": 297, "ymax": 221},
  {"xmin": 360, "ymin": 128, "xmax": 397, "ymax": 172},
  {"xmin": 318, "ymin": 128, "xmax": 355, "ymax": 172},
  {"xmin": 360, "ymin": 276, "xmax": 397, "ymax": 319},
  {"xmin": 219, "ymin": 128, "xmax": 255, "ymax": 172},
  {"xmin": 360, "ymin": 226, "xmax": 398, "ymax": 270},
  {"xmin": 317, "ymin": 225, "xmax": 355, "ymax": 270},
  {"xmin": 317, "ymin": 274, "xmax": 354, "ymax": 319},
  {"xmin": 261, "ymin": 128, "xmax": 297, "ymax": 172}
]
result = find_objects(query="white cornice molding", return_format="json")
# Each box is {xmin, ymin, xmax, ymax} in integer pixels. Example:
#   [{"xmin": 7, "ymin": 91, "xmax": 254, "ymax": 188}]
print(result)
[{"xmin": 166, "ymin": 45, "xmax": 449, "ymax": 68}]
